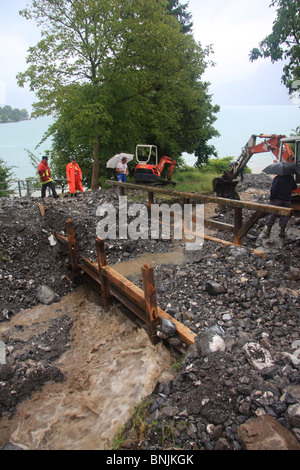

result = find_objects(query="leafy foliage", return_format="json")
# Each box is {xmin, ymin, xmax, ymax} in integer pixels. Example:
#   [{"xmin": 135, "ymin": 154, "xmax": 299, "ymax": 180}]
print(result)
[
  {"xmin": 0, "ymin": 106, "xmax": 28, "ymax": 123},
  {"xmin": 18, "ymin": 0, "xmax": 219, "ymax": 188},
  {"xmin": 0, "ymin": 158, "xmax": 13, "ymax": 197}
]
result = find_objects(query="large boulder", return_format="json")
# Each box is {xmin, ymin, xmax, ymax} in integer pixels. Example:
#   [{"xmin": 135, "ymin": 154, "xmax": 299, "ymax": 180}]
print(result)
[{"xmin": 238, "ymin": 415, "xmax": 300, "ymax": 450}]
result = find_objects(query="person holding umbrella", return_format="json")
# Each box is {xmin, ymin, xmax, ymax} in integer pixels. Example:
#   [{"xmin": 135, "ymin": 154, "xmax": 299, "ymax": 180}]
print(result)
[
  {"xmin": 116, "ymin": 157, "xmax": 129, "ymax": 183},
  {"xmin": 262, "ymin": 162, "xmax": 298, "ymax": 238}
]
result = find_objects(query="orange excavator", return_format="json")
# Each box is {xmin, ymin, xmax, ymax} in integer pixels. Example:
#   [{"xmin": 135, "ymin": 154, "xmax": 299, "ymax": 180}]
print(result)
[
  {"xmin": 213, "ymin": 134, "xmax": 297, "ymax": 199},
  {"xmin": 134, "ymin": 145, "xmax": 176, "ymax": 185}
]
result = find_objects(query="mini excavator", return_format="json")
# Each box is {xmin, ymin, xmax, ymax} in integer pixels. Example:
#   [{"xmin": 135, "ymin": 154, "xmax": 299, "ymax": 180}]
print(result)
[
  {"xmin": 213, "ymin": 134, "xmax": 300, "ymax": 200},
  {"xmin": 134, "ymin": 145, "xmax": 176, "ymax": 186}
]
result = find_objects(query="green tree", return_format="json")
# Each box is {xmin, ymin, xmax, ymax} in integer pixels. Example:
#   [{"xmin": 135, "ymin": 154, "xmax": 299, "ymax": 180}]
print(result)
[
  {"xmin": 18, "ymin": 0, "xmax": 218, "ymax": 187},
  {"xmin": 250, "ymin": 0, "xmax": 300, "ymax": 90},
  {"xmin": 166, "ymin": 0, "xmax": 193, "ymax": 33},
  {"xmin": 0, "ymin": 158, "xmax": 13, "ymax": 197}
]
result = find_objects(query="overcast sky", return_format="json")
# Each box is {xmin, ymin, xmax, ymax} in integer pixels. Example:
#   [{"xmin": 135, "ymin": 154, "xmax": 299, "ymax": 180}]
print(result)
[{"xmin": 0, "ymin": 0, "xmax": 292, "ymax": 112}]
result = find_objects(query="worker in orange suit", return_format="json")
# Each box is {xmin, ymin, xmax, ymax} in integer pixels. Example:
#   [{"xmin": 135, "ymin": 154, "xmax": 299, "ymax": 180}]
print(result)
[{"xmin": 66, "ymin": 156, "xmax": 83, "ymax": 197}]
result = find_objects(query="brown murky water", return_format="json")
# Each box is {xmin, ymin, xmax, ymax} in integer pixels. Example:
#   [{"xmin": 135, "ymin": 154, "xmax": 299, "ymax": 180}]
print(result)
[
  {"xmin": 0, "ymin": 286, "xmax": 174, "ymax": 450},
  {"xmin": 111, "ymin": 244, "xmax": 186, "ymax": 281}
]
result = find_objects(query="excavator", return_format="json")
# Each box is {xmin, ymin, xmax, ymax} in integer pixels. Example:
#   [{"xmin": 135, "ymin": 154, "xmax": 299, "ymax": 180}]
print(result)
[
  {"xmin": 134, "ymin": 144, "xmax": 176, "ymax": 185},
  {"xmin": 213, "ymin": 134, "xmax": 299, "ymax": 200}
]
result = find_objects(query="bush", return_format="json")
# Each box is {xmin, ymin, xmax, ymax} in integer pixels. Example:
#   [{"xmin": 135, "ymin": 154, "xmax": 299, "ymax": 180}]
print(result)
[{"xmin": 0, "ymin": 158, "xmax": 13, "ymax": 197}]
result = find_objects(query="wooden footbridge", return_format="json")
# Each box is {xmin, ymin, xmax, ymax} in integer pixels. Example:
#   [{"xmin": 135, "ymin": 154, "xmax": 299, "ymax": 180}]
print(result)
[{"xmin": 48, "ymin": 182, "xmax": 295, "ymax": 350}]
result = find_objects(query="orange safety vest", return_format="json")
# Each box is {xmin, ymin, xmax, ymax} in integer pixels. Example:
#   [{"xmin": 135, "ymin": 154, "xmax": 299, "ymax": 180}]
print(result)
[
  {"xmin": 66, "ymin": 161, "xmax": 83, "ymax": 193},
  {"xmin": 38, "ymin": 161, "xmax": 53, "ymax": 184}
]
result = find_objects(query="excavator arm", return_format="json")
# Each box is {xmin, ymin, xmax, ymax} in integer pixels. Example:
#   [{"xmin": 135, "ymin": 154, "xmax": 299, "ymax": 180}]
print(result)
[
  {"xmin": 213, "ymin": 134, "xmax": 294, "ymax": 199},
  {"xmin": 157, "ymin": 156, "xmax": 176, "ymax": 180}
]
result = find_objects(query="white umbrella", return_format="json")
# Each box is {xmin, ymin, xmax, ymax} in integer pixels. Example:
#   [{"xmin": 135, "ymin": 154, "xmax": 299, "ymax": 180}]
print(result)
[{"xmin": 106, "ymin": 153, "xmax": 134, "ymax": 168}]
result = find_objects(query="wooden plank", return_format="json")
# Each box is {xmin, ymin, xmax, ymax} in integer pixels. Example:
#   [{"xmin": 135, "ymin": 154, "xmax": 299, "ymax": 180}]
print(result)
[
  {"xmin": 54, "ymin": 233, "xmax": 69, "ymax": 245},
  {"xmin": 106, "ymin": 180, "xmax": 294, "ymax": 216},
  {"xmin": 204, "ymin": 218, "xmax": 234, "ymax": 232},
  {"xmin": 157, "ymin": 308, "xmax": 196, "ymax": 345},
  {"xmin": 102, "ymin": 265, "xmax": 196, "ymax": 345},
  {"xmin": 234, "ymin": 207, "xmax": 243, "ymax": 246},
  {"xmin": 110, "ymin": 286, "xmax": 149, "ymax": 324},
  {"xmin": 38, "ymin": 203, "xmax": 45, "ymax": 218},
  {"xmin": 66, "ymin": 219, "xmax": 79, "ymax": 272},
  {"xmin": 96, "ymin": 238, "xmax": 113, "ymax": 308},
  {"xmin": 142, "ymin": 264, "xmax": 159, "ymax": 344},
  {"xmin": 237, "ymin": 211, "xmax": 266, "ymax": 240}
]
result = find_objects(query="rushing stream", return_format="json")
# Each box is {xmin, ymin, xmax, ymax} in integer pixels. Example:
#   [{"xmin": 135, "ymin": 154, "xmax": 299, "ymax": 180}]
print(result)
[{"xmin": 0, "ymin": 286, "xmax": 174, "ymax": 450}]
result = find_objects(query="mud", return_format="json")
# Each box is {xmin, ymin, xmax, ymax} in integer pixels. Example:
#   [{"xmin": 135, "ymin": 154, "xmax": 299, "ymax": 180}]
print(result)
[{"xmin": 0, "ymin": 286, "xmax": 174, "ymax": 450}]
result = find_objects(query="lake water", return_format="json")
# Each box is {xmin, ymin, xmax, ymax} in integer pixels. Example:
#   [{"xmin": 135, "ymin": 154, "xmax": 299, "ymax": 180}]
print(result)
[{"xmin": 0, "ymin": 105, "xmax": 299, "ymax": 180}]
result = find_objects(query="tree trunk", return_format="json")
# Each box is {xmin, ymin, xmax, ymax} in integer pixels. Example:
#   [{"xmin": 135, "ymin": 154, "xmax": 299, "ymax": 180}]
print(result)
[{"xmin": 91, "ymin": 136, "xmax": 100, "ymax": 190}]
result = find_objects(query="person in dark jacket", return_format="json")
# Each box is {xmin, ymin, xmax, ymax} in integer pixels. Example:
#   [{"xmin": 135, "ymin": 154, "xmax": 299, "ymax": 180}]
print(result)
[{"xmin": 264, "ymin": 174, "xmax": 297, "ymax": 238}]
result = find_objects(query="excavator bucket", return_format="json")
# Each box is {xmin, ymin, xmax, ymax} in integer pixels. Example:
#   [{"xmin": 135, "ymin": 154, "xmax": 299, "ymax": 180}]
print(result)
[{"xmin": 213, "ymin": 177, "xmax": 240, "ymax": 200}]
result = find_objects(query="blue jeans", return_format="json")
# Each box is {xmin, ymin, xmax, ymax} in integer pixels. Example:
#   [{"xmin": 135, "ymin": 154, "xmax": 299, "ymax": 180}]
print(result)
[{"xmin": 118, "ymin": 174, "xmax": 127, "ymax": 182}]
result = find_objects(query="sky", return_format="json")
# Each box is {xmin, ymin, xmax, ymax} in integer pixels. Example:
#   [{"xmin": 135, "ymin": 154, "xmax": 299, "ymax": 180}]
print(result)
[{"xmin": 0, "ymin": 0, "xmax": 293, "ymax": 112}]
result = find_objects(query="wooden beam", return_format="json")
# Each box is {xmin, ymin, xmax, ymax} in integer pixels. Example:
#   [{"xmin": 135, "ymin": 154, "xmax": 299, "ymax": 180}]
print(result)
[
  {"xmin": 96, "ymin": 238, "xmax": 113, "ymax": 308},
  {"xmin": 106, "ymin": 180, "xmax": 294, "ymax": 216},
  {"xmin": 142, "ymin": 264, "xmax": 159, "ymax": 343},
  {"xmin": 237, "ymin": 211, "xmax": 266, "ymax": 241},
  {"xmin": 66, "ymin": 219, "xmax": 79, "ymax": 272}
]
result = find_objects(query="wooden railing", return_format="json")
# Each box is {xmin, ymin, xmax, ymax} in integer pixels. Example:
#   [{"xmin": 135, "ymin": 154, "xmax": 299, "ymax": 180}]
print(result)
[
  {"xmin": 54, "ymin": 219, "xmax": 196, "ymax": 350},
  {"xmin": 107, "ymin": 180, "xmax": 295, "ymax": 246}
]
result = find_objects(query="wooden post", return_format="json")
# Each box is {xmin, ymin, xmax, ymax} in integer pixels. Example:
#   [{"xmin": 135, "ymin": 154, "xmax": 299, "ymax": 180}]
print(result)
[
  {"xmin": 66, "ymin": 219, "xmax": 79, "ymax": 272},
  {"xmin": 142, "ymin": 264, "xmax": 159, "ymax": 344},
  {"xmin": 148, "ymin": 191, "xmax": 154, "ymax": 213},
  {"xmin": 96, "ymin": 237, "xmax": 113, "ymax": 308},
  {"xmin": 234, "ymin": 207, "xmax": 243, "ymax": 246}
]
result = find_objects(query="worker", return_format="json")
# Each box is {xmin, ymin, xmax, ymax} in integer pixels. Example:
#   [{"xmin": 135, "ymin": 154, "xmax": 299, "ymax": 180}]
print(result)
[
  {"xmin": 38, "ymin": 156, "xmax": 59, "ymax": 199},
  {"xmin": 116, "ymin": 157, "xmax": 128, "ymax": 183},
  {"xmin": 66, "ymin": 156, "xmax": 83, "ymax": 197},
  {"xmin": 263, "ymin": 174, "xmax": 297, "ymax": 238}
]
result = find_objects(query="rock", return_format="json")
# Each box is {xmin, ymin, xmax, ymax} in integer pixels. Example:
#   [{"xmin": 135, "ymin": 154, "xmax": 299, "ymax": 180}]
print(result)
[
  {"xmin": 205, "ymin": 281, "xmax": 226, "ymax": 295},
  {"xmin": 243, "ymin": 342, "xmax": 274, "ymax": 370},
  {"xmin": 1, "ymin": 442, "xmax": 29, "ymax": 450},
  {"xmin": 48, "ymin": 234, "xmax": 57, "ymax": 246},
  {"xmin": 36, "ymin": 285, "xmax": 60, "ymax": 305},
  {"xmin": 286, "ymin": 404, "xmax": 300, "ymax": 428},
  {"xmin": 0, "ymin": 363, "xmax": 14, "ymax": 381},
  {"xmin": 160, "ymin": 318, "xmax": 177, "ymax": 336},
  {"xmin": 195, "ymin": 326, "xmax": 226, "ymax": 357},
  {"xmin": 238, "ymin": 415, "xmax": 300, "ymax": 450},
  {"xmin": 282, "ymin": 385, "xmax": 300, "ymax": 404}
]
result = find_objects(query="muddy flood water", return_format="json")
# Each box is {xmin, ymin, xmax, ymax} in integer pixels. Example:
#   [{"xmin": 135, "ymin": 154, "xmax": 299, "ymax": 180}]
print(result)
[{"xmin": 0, "ymin": 285, "xmax": 175, "ymax": 450}]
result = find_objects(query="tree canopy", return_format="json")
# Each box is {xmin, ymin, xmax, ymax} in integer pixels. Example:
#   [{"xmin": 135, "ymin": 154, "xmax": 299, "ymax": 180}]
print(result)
[
  {"xmin": 250, "ymin": 0, "xmax": 300, "ymax": 91},
  {"xmin": 0, "ymin": 106, "xmax": 28, "ymax": 123},
  {"xmin": 18, "ymin": 0, "xmax": 219, "ymax": 188}
]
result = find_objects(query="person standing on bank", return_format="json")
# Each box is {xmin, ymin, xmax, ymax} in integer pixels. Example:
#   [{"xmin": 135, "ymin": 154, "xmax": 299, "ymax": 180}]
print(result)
[
  {"xmin": 38, "ymin": 155, "xmax": 59, "ymax": 199},
  {"xmin": 116, "ymin": 157, "xmax": 128, "ymax": 182},
  {"xmin": 66, "ymin": 156, "xmax": 83, "ymax": 197},
  {"xmin": 264, "ymin": 174, "xmax": 297, "ymax": 238}
]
